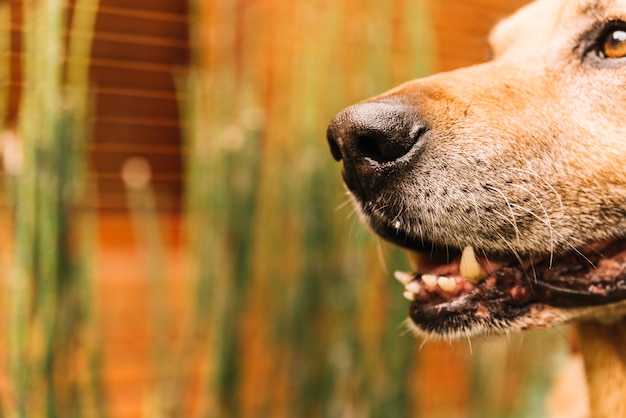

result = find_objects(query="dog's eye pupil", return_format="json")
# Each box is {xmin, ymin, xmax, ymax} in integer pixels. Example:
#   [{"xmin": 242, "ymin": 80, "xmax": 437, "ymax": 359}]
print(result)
[{"xmin": 602, "ymin": 29, "xmax": 626, "ymax": 59}]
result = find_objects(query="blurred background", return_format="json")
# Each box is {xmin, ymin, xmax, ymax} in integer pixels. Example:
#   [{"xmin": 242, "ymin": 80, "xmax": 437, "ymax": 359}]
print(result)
[{"xmin": 0, "ymin": 0, "xmax": 580, "ymax": 417}]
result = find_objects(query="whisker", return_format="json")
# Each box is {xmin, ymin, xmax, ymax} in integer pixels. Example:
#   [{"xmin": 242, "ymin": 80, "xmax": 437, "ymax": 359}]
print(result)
[
  {"xmin": 505, "ymin": 169, "xmax": 599, "ymax": 266},
  {"xmin": 509, "ymin": 183, "xmax": 556, "ymax": 267},
  {"xmin": 494, "ymin": 231, "xmax": 533, "ymax": 284},
  {"xmin": 334, "ymin": 197, "xmax": 354, "ymax": 212},
  {"xmin": 478, "ymin": 247, "xmax": 497, "ymax": 273},
  {"xmin": 551, "ymin": 325, "xmax": 576, "ymax": 347},
  {"xmin": 510, "ymin": 201, "xmax": 597, "ymax": 268},
  {"xmin": 418, "ymin": 336, "xmax": 430, "ymax": 351},
  {"xmin": 375, "ymin": 237, "xmax": 389, "ymax": 274},
  {"xmin": 492, "ymin": 209, "xmax": 519, "ymax": 231},
  {"xmin": 486, "ymin": 185, "xmax": 521, "ymax": 242},
  {"xmin": 508, "ymin": 167, "xmax": 565, "ymax": 213},
  {"xmin": 527, "ymin": 255, "xmax": 538, "ymax": 285}
]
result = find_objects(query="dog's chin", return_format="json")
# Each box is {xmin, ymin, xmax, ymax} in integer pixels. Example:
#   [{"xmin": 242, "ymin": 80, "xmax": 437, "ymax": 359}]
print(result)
[{"xmin": 367, "ymin": 215, "xmax": 626, "ymax": 340}]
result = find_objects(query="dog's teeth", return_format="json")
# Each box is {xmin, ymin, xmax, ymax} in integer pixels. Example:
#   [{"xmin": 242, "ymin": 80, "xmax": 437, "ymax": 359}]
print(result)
[
  {"xmin": 437, "ymin": 276, "xmax": 456, "ymax": 292},
  {"xmin": 421, "ymin": 274, "xmax": 437, "ymax": 289},
  {"xmin": 459, "ymin": 245, "xmax": 487, "ymax": 284},
  {"xmin": 405, "ymin": 281, "xmax": 421, "ymax": 294},
  {"xmin": 403, "ymin": 291, "xmax": 416, "ymax": 301},
  {"xmin": 394, "ymin": 271, "xmax": 414, "ymax": 285}
]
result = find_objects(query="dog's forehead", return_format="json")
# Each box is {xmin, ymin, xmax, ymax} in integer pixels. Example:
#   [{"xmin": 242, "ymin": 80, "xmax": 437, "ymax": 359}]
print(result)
[
  {"xmin": 489, "ymin": 0, "xmax": 625, "ymax": 58},
  {"xmin": 576, "ymin": 0, "xmax": 625, "ymax": 17}
]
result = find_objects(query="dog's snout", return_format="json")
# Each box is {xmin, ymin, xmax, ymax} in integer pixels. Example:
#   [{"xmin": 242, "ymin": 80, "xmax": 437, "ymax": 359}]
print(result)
[
  {"xmin": 327, "ymin": 102, "xmax": 423, "ymax": 164},
  {"xmin": 327, "ymin": 101, "xmax": 425, "ymax": 196}
]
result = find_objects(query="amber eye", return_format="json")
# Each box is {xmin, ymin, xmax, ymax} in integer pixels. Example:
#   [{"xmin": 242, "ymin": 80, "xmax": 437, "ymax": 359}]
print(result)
[{"xmin": 602, "ymin": 28, "xmax": 626, "ymax": 58}]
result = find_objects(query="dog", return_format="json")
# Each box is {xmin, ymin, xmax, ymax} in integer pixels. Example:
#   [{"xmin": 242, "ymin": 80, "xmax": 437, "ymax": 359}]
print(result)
[{"xmin": 327, "ymin": 0, "xmax": 626, "ymax": 416}]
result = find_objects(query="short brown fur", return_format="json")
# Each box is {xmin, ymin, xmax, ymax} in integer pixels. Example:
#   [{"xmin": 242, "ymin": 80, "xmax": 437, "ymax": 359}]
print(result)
[
  {"xmin": 328, "ymin": 0, "xmax": 626, "ymax": 416},
  {"xmin": 578, "ymin": 320, "xmax": 626, "ymax": 417}
]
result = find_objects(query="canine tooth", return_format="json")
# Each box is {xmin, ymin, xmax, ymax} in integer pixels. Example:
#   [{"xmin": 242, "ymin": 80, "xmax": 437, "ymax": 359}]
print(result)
[
  {"xmin": 459, "ymin": 245, "xmax": 487, "ymax": 284},
  {"xmin": 406, "ymin": 281, "xmax": 421, "ymax": 294},
  {"xmin": 421, "ymin": 274, "xmax": 437, "ymax": 289},
  {"xmin": 437, "ymin": 276, "xmax": 456, "ymax": 292},
  {"xmin": 403, "ymin": 291, "xmax": 416, "ymax": 301},
  {"xmin": 394, "ymin": 271, "xmax": 414, "ymax": 285}
]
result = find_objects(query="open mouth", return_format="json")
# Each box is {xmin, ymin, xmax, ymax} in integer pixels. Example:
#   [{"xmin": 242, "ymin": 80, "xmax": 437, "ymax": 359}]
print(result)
[{"xmin": 379, "ymin": 223, "xmax": 626, "ymax": 337}]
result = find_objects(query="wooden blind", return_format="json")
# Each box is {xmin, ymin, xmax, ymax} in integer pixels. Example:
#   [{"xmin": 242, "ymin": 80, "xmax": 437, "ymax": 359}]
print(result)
[{"xmin": 8, "ymin": 0, "xmax": 189, "ymax": 211}]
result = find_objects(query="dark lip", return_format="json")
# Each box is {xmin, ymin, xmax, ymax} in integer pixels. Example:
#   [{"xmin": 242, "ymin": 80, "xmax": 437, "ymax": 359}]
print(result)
[
  {"xmin": 371, "ymin": 216, "xmax": 506, "ymax": 260},
  {"xmin": 407, "ymin": 240, "xmax": 626, "ymax": 336},
  {"xmin": 529, "ymin": 241, "xmax": 626, "ymax": 306},
  {"xmin": 370, "ymin": 212, "xmax": 626, "ymax": 308},
  {"xmin": 371, "ymin": 218, "xmax": 442, "ymax": 252},
  {"xmin": 412, "ymin": 246, "xmax": 626, "ymax": 311},
  {"xmin": 409, "ymin": 271, "xmax": 531, "ymax": 336}
]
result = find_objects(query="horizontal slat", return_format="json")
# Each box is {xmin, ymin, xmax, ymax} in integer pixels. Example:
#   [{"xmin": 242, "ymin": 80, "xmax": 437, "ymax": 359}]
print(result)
[
  {"xmin": 11, "ymin": 0, "xmax": 188, "ymax": 19},
  {"xmin": 91, "ymin": 0, "xmax": 187, "ymax": 16},
  {"xmin": 6, "ymin": 21, "xmax": 187, "ymax": 47},
  {"xmin": 92, "ymin": 153, "xmax": 182, "ymax": 173},
  {"xmin": 95, "ymin": 115, "xmax": 180, "ymax": 128},
  {"xmin": 94, "ymin": 180, "xmax": 181, "ymax": 196},
  {"xmin": 92, "ymin": 171, "xmax": 182, "ymax": 182},
  {"xmin": 94, "ymin": 121, "xmax": 181, "ymax": 145},
  {"xmin": 6, "ymin": 111, "xmax": 182, "ymax": 129},
  {"xmin": 7, "ymin": 0, "xmax": 188, "ymax": 215},
  {"xmin": 93, "ymin": 192, "xmax": 181, "ymax": 211},
  {"xmin": 7, "ymin": 27, "xmax": 188, "ymax": 64},
  {"xmin": 90, "ymin": 143, "xmax": 182, "ymax": 155},
  {"xmin": 91, "ymin": 37, "xmax": 187, "ymax": 66},
  {"xmin": 8, "ymin": 81, "xmax": 179, "ymax": 103},
  {"xmin": 96, "ymin": 91, "xmax": 179, "ymax": 120}
]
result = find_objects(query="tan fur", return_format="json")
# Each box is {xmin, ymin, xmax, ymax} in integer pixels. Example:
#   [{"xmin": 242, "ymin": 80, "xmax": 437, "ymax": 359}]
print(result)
[
  {"xmin": 389, "ymin": 0, "xmax": 626, "ymax": 414},
  {"xmin": 333, "ymin": 0, "xmax": 626, "ymax": 416},
  {"xmin": 577, "ymin": 319, "xmax": 626, "ymax": 417}
]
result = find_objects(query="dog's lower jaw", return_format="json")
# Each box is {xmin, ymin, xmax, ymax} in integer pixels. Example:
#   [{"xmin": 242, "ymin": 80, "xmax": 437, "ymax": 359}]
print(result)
[
  {"xmin": 576, "ymin": 318, "xmax": 626, "ymax": 418},
  {"xmin": 404, "ymin": 301, "xmax": 624, "ymax": 341}
]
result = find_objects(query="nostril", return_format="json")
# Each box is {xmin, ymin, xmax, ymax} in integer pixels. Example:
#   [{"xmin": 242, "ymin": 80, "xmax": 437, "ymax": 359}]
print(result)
[
  {"xmin": 357, "ymin": 132, "xmax": 389, "ymax": 161},
  {"xmin": 356, "ymin": 125, "xmax": 426, "ymax": 162}
]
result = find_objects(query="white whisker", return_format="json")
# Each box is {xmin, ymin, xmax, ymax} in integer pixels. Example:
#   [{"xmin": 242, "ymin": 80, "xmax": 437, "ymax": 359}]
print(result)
[
  {"xmin": 486, "ymin": 185, "xmax": 521, "ymax": 242},
  {"xmin": 509, "ymin": 183, "xmax": 556, "ymax": 267},
  {"xmin": 508, "ymin": 167, "xmax": 565, "ymax": 213},
  {"xmin": 334, "ymin": 197, "xmax": 354, "ymax": 212},
  {"xmin": 375, "ymin": 237, "xmax": 389, "ymax": 274}
]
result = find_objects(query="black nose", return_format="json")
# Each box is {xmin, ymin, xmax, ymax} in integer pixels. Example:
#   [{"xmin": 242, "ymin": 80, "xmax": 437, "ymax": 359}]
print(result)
[
  {"xmin": 327, "ymin": 101, "xmax": 424, "ymax": 163},
  {"xmin": 327, "ymin": 101, "xmax": 426, "ymax": 196}
]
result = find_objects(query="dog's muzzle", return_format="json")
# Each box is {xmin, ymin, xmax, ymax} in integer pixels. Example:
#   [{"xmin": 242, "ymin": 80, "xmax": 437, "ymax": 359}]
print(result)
[{"xmin": 326, "ymin": 100, "xmax": 426, "ymax": 200}]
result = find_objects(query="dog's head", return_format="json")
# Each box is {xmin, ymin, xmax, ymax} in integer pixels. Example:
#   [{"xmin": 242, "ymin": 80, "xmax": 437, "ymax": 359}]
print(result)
[{"xmin": 327, "ymin": 0, "xmax": 626, "ymax": 339}]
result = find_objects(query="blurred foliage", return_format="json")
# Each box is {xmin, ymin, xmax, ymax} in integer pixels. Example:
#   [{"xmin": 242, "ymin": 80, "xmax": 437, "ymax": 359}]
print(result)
[
  {"xmin": 0, "ymin": 0, "xmax": 575, "ymax": 417},
  {"xmin": 182, "ymin": 0, "xmax": 571, "ymax": 417},
  {"xmin": 183, "ymin": 0, "xmax": 434, "ymax": 416},
  {"xmin": 2, "ymin": 0, "xmax": 104, "ymax": 417}
]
